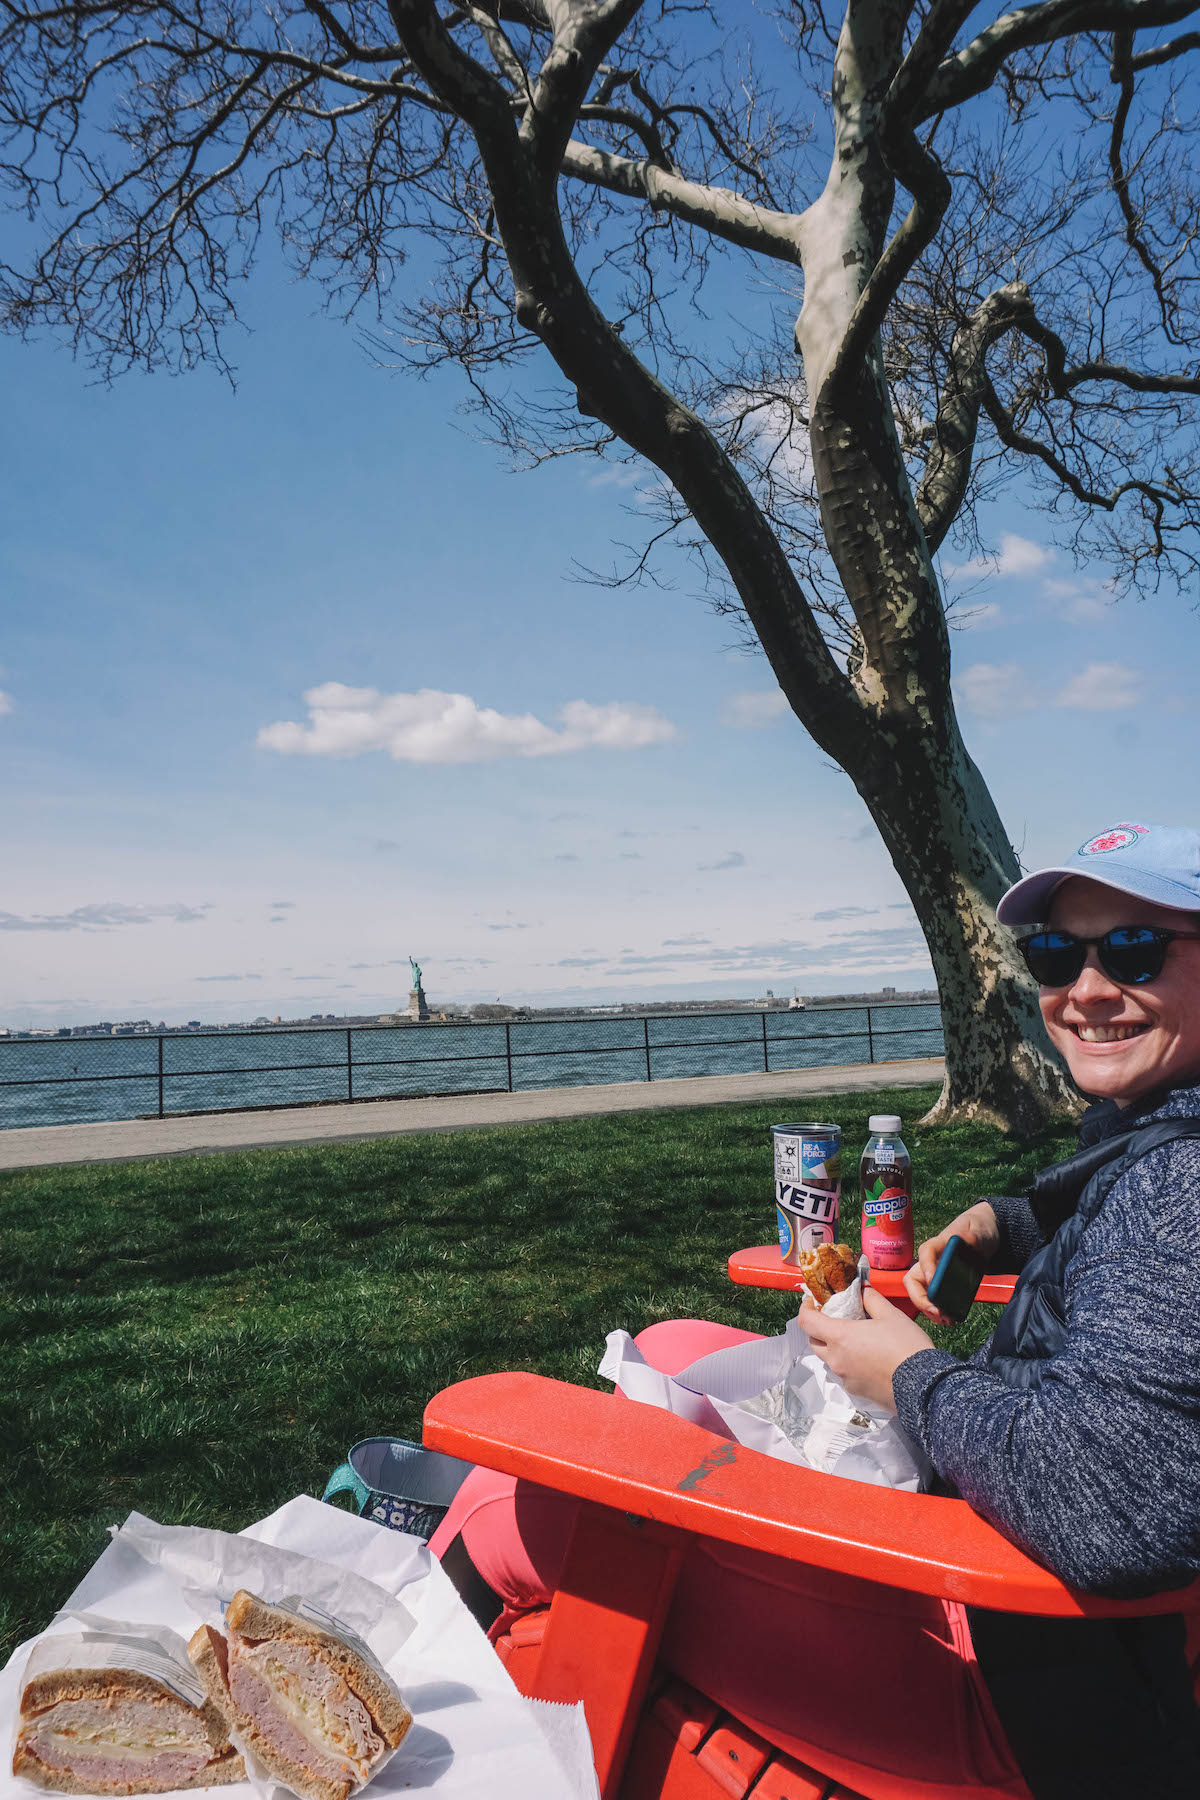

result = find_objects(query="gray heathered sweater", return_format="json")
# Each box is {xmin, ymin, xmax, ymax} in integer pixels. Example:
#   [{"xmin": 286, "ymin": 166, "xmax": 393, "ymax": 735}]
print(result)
[{"xmin": 892, "ymin": 1079, "xmax": 1200, "ymax": 1599}]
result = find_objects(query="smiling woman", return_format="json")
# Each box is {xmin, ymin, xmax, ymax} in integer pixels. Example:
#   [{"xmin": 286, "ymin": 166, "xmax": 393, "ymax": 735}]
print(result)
[
  {"xmin": 1016, "ymin": 873, "xmax": 1200, "ymax": 1109},
  {"xmin": 433, "ymin": 819, "xmax": 1200, "ymax": 1800}
]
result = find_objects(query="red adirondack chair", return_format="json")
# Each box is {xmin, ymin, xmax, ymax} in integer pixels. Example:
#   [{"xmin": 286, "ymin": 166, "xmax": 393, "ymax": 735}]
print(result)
[
  {"xmin": 423, "ymin": 1269, "xmax": 1200, "ymax": 1800},
  {"xmin": 424, "ymin": 1371, "xmax": 1200, "ymax": 1800}
]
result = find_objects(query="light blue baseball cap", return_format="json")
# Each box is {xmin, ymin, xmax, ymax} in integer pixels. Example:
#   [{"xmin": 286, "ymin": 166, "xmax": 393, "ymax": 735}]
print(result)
[{"xmin": 997, "ymin": 821, "xmax": 1200, "ymax": 924}]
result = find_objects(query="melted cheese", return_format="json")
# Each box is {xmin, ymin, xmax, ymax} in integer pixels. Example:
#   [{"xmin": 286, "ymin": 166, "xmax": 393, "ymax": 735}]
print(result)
[
  {"xmin": 20, "ymin": 1699, "xmax": 208, "ymax": 1763},
  {"xmin": 35, "ymin": 1730, "xmax": 201, "ymax": 1764}
]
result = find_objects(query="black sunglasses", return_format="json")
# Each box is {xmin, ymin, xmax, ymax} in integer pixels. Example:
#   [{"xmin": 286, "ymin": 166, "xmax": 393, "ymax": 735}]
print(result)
[{"xmin": 1017, "ymin": 926, "xmax": 1200, "ymax": 988}]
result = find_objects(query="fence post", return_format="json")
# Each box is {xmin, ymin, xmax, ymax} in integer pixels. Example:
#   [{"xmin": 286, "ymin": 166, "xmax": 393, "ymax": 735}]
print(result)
[
  {"xmin": 643, "ymin": 1016, "xmax": 652, "ymax": 1083},
  {"xmin": 347, "ymin": 1029, "xmax": 354, "ymax": 1102},
  {"xmin": 505, "ymin": 1023, "xmax": 514, "ymax": 1092},
  {"xmin": 157, "ymin": 1034, "xmax": 164, "ymax": 1119},
  {"xmin": 761, "ymin": 1010, "xmax": 769, "ymax": 1073},
  {"xmin": 866, "ymin": 1007, "xmax": 875, "ymax": 1064}
]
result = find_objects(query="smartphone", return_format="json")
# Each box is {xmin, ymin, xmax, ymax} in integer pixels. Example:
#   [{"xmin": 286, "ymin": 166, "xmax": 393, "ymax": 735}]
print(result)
[{"xmin": 925, "ymin": 1235, "xmax": 984, "ymax": 1323}]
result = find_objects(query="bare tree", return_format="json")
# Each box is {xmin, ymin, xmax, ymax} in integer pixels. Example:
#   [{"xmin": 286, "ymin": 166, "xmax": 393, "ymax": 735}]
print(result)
[{"xmin": 5, "ymin": 0, "xmax": 1200, "ymax": 1128}]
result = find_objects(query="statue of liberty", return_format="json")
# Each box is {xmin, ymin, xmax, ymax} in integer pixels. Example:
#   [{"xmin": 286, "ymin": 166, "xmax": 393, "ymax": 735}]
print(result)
[{"xmin": 409, "ymin": 956, "xmax": 423, "ymax": 992}]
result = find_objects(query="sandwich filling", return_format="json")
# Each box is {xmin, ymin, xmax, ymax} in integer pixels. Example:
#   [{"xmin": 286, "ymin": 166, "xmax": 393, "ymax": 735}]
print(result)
[
  {"xmin": 229, "ymin": 1637, "xmax": 384, "ymax": 1784},
  {"xmin": 18, "ymin": 1697, "xmax": 215, "ymax": 1789}
]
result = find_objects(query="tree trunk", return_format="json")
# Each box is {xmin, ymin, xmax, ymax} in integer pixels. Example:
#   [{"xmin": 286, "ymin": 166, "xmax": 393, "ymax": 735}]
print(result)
[
  {"xmin": 843, "ymin": 704, "xmax": 1080, "ymax": 1133},
  {"xmin": 799, "ymin": 363, "xmax": 1079, "ymax": 1132},
  {"xmin": 398, "ymin": 0, "xmax": 1082, "ymax": 1134}
]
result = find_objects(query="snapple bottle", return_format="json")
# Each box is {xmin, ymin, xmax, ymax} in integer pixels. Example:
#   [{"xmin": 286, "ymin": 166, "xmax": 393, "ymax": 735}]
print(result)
[{"xmin": 860, "ymin": 1114, "xmax": 914, "ymax": 1271}]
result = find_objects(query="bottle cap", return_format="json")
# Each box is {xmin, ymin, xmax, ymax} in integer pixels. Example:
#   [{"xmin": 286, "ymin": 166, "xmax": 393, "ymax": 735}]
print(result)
[{"xmin": 868, "ymin": 1114, "xmax": 903, "ymax": 1134}]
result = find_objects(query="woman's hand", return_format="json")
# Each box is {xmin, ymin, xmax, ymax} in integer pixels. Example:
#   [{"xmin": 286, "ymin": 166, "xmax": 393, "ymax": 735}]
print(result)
[
  {"xmin": 903, "ymin": 1200, "xmax": 1001, "ymax": 1324},
  {"xmin": 793, "ymin": 1285, "xmax": 934, "ymax": 1413}
]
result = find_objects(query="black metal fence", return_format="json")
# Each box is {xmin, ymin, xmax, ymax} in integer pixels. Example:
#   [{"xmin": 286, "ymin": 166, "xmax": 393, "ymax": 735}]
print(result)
[{"xmin": 0, "ymin": 1003, "xmax": 944, "ymax": 1131}]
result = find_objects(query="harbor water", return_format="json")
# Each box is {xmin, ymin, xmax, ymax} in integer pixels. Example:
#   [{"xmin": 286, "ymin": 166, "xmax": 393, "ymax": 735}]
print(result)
[{"xmin": 0, "ymin": 1004, "xmax": 944, "ymax": 1131}]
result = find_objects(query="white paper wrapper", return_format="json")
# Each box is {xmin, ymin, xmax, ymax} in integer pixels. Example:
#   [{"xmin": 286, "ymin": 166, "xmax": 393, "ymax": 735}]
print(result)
[
  {"xmin": 16, "ymin": 1618, "xmax": 208, "ymax": 1712},
  {"xmin": 600, "ymin": 1279, "xmax": 931, "ymax": 1491},
  {"xmin": 1, "ymin": 1497, "xmax": 598, "ymax": 1800}
]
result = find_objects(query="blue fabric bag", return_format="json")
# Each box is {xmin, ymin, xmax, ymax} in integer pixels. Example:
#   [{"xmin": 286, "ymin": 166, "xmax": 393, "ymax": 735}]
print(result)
[{"xmin": 323, "ymin": 1437, "xmax": 474, "ymax": 1541}]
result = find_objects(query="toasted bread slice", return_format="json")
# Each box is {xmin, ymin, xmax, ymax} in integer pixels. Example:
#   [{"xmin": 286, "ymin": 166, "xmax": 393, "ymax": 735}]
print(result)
[{"xmin": 188, "ymin": 1594, "xmax": 410, "ymax": 1800}]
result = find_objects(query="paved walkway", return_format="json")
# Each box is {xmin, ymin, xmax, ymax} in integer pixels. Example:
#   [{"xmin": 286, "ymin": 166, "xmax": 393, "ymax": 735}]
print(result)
[{"xmin": 0, "ymin": 1057, "xmax": 945, "ymax": 1170}]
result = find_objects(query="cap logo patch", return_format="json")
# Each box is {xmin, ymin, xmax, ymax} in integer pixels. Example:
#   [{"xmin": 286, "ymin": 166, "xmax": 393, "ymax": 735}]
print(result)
[{"xmin": 1079, "ymin": 824, "xmax": 1149, "ymax": 856}]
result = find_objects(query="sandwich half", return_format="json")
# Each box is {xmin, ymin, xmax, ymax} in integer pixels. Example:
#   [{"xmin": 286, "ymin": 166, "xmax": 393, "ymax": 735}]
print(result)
[
  {"xmin": 188, "ymin": 1592, "xmax": 411, "ymax": 1800},
  {"xmin": 13, "ymin": 1661, "xmax": 245, "ymax": 1794}
]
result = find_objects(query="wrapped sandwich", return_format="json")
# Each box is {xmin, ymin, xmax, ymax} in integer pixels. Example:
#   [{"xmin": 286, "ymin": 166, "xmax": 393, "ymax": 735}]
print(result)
[
  {"xmin": 13, "ymin": 1626, "xmax": 244, "ymax": 1794},
  {"xmin": 188, "ymin": 1592, "xmax": 411, "ymax": 1800},
  {"xmin": 798, "ymin": 1242, "xmax": 858, "ymax": 1308}
]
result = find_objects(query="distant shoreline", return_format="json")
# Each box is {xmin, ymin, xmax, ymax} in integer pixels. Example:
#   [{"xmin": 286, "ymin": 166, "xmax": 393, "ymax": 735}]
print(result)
[{"xmin": 2, "ymin": 988, "xmax": 939, "ymax": 1040}]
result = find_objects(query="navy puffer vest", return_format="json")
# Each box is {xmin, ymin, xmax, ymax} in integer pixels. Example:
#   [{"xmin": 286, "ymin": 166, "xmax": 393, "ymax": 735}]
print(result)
[{"xmin": 985, "ymin": 1117, "xmax": 1200, "ymax": 1391}]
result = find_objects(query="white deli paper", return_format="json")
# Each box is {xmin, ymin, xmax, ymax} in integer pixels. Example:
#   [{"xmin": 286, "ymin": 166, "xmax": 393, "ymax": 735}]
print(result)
[
  {"xmin": 17, "ymin": 1617, "xmax": 209, "ymax": 1711},
  {"xmin": 600, "ymin": 1278, "xmax": 931, "ymax": 1491},
  {"xmin": 0, "ymin": 1496, "xmax": 598, "ymax": 1800}
]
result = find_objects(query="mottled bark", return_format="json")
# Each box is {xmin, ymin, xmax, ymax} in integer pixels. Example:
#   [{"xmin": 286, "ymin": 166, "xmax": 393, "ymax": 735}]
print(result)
[{"xmin": 915, "ymin": 284, "xmax": 1037, "ymax": 553}]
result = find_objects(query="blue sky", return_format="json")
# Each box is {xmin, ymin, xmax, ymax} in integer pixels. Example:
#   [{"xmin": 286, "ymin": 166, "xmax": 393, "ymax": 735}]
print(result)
[{"xmin": 2, "ymin": 258, "xmax": 1197, "ymax": 1028}]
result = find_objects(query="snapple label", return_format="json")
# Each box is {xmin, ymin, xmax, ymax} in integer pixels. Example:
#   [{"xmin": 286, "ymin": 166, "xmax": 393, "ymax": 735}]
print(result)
[{"xmin": 859, "ymin": 1116, "xmax": 914, "ymax": 1271}]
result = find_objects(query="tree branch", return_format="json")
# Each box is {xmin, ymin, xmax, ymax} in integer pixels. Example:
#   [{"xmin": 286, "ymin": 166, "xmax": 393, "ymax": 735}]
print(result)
[
  {"xmin": 919, "ymin": 0, "xmax": 1200, "ymax": 119},
  {"xmin": 523, "ymin": 0, "xmax": 647, "ymax": 180},
  {"xmin": 1016, "ymin": 313, "xmax": 1200, "ymax": 393},
  {"xmin": 822, "ymin": 128, "xmax": 951, "ymax": 400},
  {"xmin": 385, "ymin": 0, "xmax": 514, "ymax": 130},
  {"xmin": 297, "ymin": 0, "xmax": 405, "ymax": 67},
  {"xmin": 983, "ymin": 377, "xmax": 1176, "ymax": 532},
  {"xmin": 915, "ymin": 281, "xmax": 1036, "ymax": 550},
  {"xmin": 558, "ymin": 141, "xmax": 805, "ymax": 262},
  {"xmin": 1108, "ymin": 28, "xmax": 1187, "ymax": 344},
  {"xmin": 574, "ymin": 102, "xmax": 671, "ymax": 164},
  {"xmin": 1128, "ymin": 26, "xmax": 1200, "ymax": 62},
  {"xmin": 385, "ymin": 6, "xmax": 857, "ymax": 748}
]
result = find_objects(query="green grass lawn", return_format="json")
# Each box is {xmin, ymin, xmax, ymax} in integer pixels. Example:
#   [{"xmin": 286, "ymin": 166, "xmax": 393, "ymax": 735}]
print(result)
[{"xmin": 0, "ymin": 1085, "xmax": 1076, "ymax": 1659}]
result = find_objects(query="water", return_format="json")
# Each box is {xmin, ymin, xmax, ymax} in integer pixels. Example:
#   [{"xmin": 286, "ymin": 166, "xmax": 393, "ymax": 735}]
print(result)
[{"xmin": 0, "ymin": 1005, "xmax": 944, "ymax": 1131}]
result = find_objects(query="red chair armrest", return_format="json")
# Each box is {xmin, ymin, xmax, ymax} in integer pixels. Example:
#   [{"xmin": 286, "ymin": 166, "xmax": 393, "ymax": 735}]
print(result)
[{"xmin": 424, "ymin": 1372, "xmax": 1200, "ymax": 1620}]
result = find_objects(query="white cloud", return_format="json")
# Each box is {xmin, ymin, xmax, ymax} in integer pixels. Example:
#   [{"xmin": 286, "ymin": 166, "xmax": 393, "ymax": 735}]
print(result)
[
  {"xmin": 1055, "ymin": 661, "xmax": 1144, "ymax": 710},
  {"xmin": 0, "ymin": 902, "xmax": 211, "ymax": 932},
  {"xmin": 697, "ymin": 850, "xmax": 746, "ymax": 871},
  {"xmin": 995, "ymin": 533, "xmax": 1054, "ymax": 576},
  {"xmin": 720, "ymin": 689, "xmax": 790, "ymax": 729},
  {"xmin": 1041, "ymin": 577, "xmax": 1115, "ymax": 623},
  {"xmin": 956, "ymin": 662, "xmax": 1037, "ymax": 719},
  {"xmin": 587, "ymin": 460, "xmax": 646, "ymax": 490},
  {"xmin": 257, "ymin": 685, "xmax": 678, "ymax": 764},
  {"xmin": 949, "ymin": 533, "xmax": 1054, "ymax": 582},
  {"xmin": 0, "ymin": 691, "xmax": 12, "ymax": 716}
]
